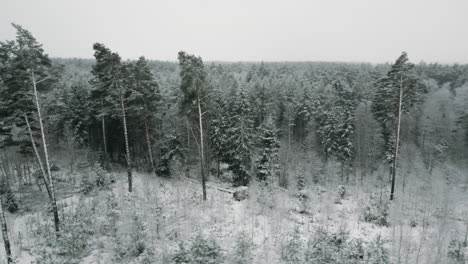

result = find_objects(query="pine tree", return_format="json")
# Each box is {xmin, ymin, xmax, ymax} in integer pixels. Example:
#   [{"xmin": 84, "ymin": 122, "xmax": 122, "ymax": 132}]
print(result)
[
  {"xmin": 371, "ymin": 52, "xmax": 426, "ymax": 200},
  {"xmin": 177, "ymin": 51, "xmax": 209, "ymax": 200},
  {"xmin": 90, "ymin": 43, "xmax": 121, "ymax": 170},
  {"xmin": 91, "ymin": 44, "xmax": 136, "ymax": 192},
  {"xmin": 129, "ymin": 57, "xmax": 161, "ymax": 175}
]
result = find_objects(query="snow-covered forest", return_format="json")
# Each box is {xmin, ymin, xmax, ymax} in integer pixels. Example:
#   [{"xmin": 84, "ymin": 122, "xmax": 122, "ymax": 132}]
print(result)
[{"xmin": 0, "ymin": 23, "xmax": 468, "ymax": 264}]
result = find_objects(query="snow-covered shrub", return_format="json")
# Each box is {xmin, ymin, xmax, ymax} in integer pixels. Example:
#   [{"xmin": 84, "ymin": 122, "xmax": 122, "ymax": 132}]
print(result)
[
  {"xmin": 343, "ymin": 238, "xmax": 365, "ymax": 262},
  {"xmin": 103, "ymin": 191, "xmax": 119, "ymax": 234},
  {"xmin": 362, "ymin": 192, "xmax": 389, "ymax": 226},
  {"xmin": 1, "ymin": 183, "xmax": 19, "ymax": 213},
  {"xmin": 79, "ymin": 172, "xmax": 94, "ymax": 194},
  {"xmin": 304, "ymin": 227, "xmax": 373, "ymax": 263},
  {"xmin": 305, "ymin": 227, "xmax": 348, "ymax": 263},
  {"xmin": 447, "ymin": 239, "xmax": 465, "ymax": 263},
  {"xmin": 28, "ymin": 198, "xmax": 98, "ymax": 263},
  {"xmin": 173, "ymin": 234, "xmax": 223, "ymax": 264},
  {"xmin": 296, "ymin": 169, "xmax": 306, "ymax": 191},
  {"xmin": 366, "ymin": 234, "xmax": 389, "ymax": 264},
  {"xmin": 129, "ymin": 214, "xmax": 146, "ymax": 256},
  {"xmin": 282, "ymin": 227, "xmax": 304, "ymax": 263},
  {"xmin": 80, "ymin": 165, "xmax": 112, "ymax": 194},
  {"xmin": 334, "ymin": 185, "xmax": 346, "ymax": 204},
  {"xmin": 337, "ymin": 185, "xmax": 346, "ymax": 199},
  {"xmin": 139, "ymin": 247, "xmax": 156, "ymax": 264},
  {"xmin": 232, "ymin": 231, "xmax": 253, "ymax": 264}
]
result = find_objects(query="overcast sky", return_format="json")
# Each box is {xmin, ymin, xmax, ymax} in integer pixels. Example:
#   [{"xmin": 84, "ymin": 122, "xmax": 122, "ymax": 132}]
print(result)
[{"xmin": 1, "ymin": 0, "xmax": 467, "ymax": 63}]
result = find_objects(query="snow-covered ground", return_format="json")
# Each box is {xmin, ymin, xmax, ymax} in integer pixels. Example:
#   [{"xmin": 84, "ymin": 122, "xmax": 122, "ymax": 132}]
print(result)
[{"xmin": 1, "ymin": 168, "xmax": 467, "ymax": 263}]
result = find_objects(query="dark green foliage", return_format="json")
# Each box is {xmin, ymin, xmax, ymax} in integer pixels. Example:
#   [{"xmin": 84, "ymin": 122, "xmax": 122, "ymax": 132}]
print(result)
[
  {"xmin": 57, "ymin": 78, "xmax": 92, "ymax": 146},
  {"xmin": 250, "ymin": 82, "xmax": 268, "ymax": 128},
  {"xmin": 314, "ymin": 80, "xmax": 358, "ymax": 166},
  {"xmin": 293, "ymin": 89, "xmax": 313, "ymax": 142},
  {"xmin": 371, "ymin": 52, "xmax": 427, "ymax": 161},
  {"xmin": 0, "ymin": 23, "xmax": 61, "ymax": 149},
  {"xmin": 173, "ymin": 234, "xmax": 223, "ymax": 264},
  {"xmin": 209, "ymin": 97, "xmax": 230, "ymax": 165},
  {"xmin": 177, "ymin": 51, "xmax": 208, "ymax": 116},
  {"xmin": 225, "ymin": 88, "xmax": 254, "ymax": 186},
  {"xmin": 0, "ymin": 181, "xmax": 19, "ymax": 213},
  {"xmin": 362, "ymin": 193, "xmax": 390, "ymax": 226},
  {"xmin": 156, "ymin": 135, "xmax": 183, "ymax": 177}
]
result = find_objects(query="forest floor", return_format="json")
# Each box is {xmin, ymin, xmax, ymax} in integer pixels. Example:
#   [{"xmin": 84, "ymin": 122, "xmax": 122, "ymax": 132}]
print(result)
[{"xmin": 1, "ymin": 165, "xmax": 468, "ymax": 263}]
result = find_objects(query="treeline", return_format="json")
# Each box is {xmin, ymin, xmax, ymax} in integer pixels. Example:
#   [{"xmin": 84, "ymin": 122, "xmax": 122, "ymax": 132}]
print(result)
[{"xmin": 1, "ymin": 24, "xmax": 468, "ymax": 202}]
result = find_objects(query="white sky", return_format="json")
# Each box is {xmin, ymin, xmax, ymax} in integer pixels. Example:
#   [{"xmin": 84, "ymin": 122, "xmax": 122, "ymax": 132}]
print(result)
[{"xmin": 1, "ymin": 0, "xmax": 467, "ymax": 63}]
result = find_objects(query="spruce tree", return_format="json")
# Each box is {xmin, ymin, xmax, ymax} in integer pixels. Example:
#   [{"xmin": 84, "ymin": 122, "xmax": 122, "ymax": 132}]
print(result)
[
  {"xmin": 209, "ymin": 96, "xmax": 230, "ymax": 177},
  {"xmin": 293, "ymin": 88, "xmax": 313, "ymax": 142},
  {"xmin": 313, "ymin": 80, "xmax": 357, "ymax": 179},
  {"xmin": 225, "ymin": 87, "xmax": 254, "ymax": 186},
  {"xmin": 256, "ymin": 119, "xmax": 280, "ymax": 183}
]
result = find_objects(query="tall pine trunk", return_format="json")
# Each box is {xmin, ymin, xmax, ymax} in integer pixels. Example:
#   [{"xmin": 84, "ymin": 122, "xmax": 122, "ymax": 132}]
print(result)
[
  {"xmin": 101, "ymin": 99, "xmax": 109, "ymax": 169},
  {"xmin": 24, "ymin": 114, "xmax": 51, "ymax": 199},
  {"xmin": 120, "ymin": 91, "xmax": 132, "ymax": 192},
  {"xmin": 145, "ymin": 119, "xmax": 155, "ymax": 174},
  {"xmin": 197, "ymin": 90, "xmax": 207, "ymax": 200},
  {"xmin": 32, "ymin": 72, "xmax": 60, "ymax": 234},
  {"xmin": 390, "ymin": 76, "xmax": 403, "ymax": 201},
  {"xmin": 0, "ymin": 194, "xmax": 13, "ymax": 264}
]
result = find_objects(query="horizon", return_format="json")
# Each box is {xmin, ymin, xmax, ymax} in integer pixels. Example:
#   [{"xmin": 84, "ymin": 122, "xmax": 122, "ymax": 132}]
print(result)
[{"xmin": 1, "ymin": 0, "xmax": 468, "ymax": 64}]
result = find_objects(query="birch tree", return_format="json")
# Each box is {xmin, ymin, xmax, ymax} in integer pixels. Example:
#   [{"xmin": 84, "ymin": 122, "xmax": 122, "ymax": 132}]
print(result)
[
  {"xmin": 0, "ymin": 193, "xmax": 12, "ymax": 263},
  {"xmin": 0, "ymin": 23, "xmax": 61, "ymax": 233}
]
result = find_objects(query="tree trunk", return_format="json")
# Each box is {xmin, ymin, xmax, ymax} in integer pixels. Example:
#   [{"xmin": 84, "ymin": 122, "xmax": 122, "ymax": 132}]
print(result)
[
  {"xmin": 145, "ymin": 119, "xmax": 156, "ymax": 175},
  {"xmin": 0, "ymin": 195, "xmax": 13, "ymax": 264},
  {"xmin": 390, "ymin": 76, "xmax": 403, "ymax": 201},
  {"xmin": 32, "ymin": 72, "xmax": 60, "ymax": 234},
  {"xmin": 120, "ymin": 91, "xmax": 132, "ymax": 192},
  {"xmin": 197, "ymin": 90, "xmax": 207, "ymax": 201},
  {"xmin": 101, "ymin": 99, "xmax": 109, "ymax": 169},
  {"xmin": 185, "ymin": 118, "xmax": 190, "ymax": 177},
  {"xmin": 24, "ymin": 114, "xmax": 51, "ymax": 199}
]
